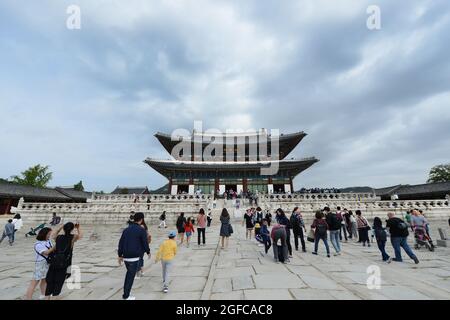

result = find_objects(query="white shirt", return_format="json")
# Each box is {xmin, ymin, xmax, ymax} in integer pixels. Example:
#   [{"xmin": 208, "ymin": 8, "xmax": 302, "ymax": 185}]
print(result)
[
  {"xmin": 34, "ymin": 240, "xmax": 52, "ymax": 262},
  {"xmin": 12, "ymin": 219, "xmax": 23, "ymax": 231},
  {"xmin": 123, "ymin": 258, "xmax": 140, "ymax": 262}
]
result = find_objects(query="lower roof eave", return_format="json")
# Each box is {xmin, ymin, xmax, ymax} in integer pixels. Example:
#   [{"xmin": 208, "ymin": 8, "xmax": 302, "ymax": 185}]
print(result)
[{"xmin": 144, "ymin": 157, "xmax": 319, "ymax": 179}]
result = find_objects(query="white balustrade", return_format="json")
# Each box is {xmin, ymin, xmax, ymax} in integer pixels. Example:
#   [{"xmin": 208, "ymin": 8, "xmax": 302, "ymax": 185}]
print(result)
[
  {"xmin": 89, "ymin": 193, "xmax": 213, "ymax": 203},
  {"xmin": 10, "ymin": 196, "xmax": 449, "ymax": 224},
  {"xmin": 262, "ymin": 192, "xmax": 380, "ymax": 202}
]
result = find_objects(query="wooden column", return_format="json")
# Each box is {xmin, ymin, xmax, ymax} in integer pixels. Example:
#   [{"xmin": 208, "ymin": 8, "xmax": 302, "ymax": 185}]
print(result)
[
  {"xmin": 243, "ymin": 178, "xmax": 248, "ymax": 193},
  {"xmin": 290, "ymin": 177, "xmax": 294, "ymax": 193},
  {"xmin": 168, "ymin": 177, "xmax": 173, "ymax": 194},
  {"xmin": 215, "ymin": 178, "xmax": 219, "ymax": 197}
]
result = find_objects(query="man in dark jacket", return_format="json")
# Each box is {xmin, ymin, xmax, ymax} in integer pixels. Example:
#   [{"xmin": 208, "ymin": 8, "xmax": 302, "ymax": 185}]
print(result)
[
  {"xmin": 290, "ymin": 207, "xmax": 307, "ymax": 252},
  {"xmin": 118, "ymin": 212, "xmax": 151, "ymax": 300},
  {"xmin": 386, "ymin": 212, "xmax": 419, "ymax": 264},
  {"xmin": 325, "ymin": 207, "xmax": 342, "ymax": 255}
]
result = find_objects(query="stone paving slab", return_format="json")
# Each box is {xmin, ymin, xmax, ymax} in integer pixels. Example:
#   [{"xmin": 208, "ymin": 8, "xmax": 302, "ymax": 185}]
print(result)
[
  {"xmin": 236, "ymin": 259, "xmax": 261, "ymax": 267},
  {"xmin": 299, "ymin": 275, "xmax": 346, "ymax": 290},
  {"xmin": 212, "ymin": 278, "xmax": 232, "ymax": 293},
  {"xmin": 211, "ymin": 291, "xmax": 244, "ymax": 300},
  {"xmin": 232, "ymin": 276, "xmax": 255, "ymax": 290},
  {"xmin": 244, "ymin": 289, "xmax": 294, "ymax": 300},
  {"xmin": 1, "ymin": 219, "xmax": 450, "ymax": 300},
  {"xmin": 290, "ymin": 288, "xmax": 335, "ymax": 300},
  {"xmin": 253, "ymin": 274, "xmax": 307, "ymax": 289},
  {"xmin": 214, "ymin": 266, "xmax": 255, "ymax": 279}
]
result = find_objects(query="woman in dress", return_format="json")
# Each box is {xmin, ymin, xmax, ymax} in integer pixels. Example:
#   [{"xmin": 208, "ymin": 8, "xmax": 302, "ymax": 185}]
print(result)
[
  {"xmin": 356, "ymin": 210, "xmax": 370, "ymax": 247},
  {"xmin": 220, "ymin": 208, "xmax": 232, "ymax": 249},
  {"xmin": 176, "ymin": 212, "xmax": 187, "ymax": 245}
]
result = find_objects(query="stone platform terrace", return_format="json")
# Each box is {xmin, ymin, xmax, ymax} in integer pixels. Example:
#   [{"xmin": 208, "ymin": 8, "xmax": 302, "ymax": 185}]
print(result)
[{"xmin": 0, "ymin": 217, "xmax": 449, "ymax": 300}]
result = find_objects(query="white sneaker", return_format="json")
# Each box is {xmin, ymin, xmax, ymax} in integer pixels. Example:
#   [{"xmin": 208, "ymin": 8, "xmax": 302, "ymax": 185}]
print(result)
[
  {"xmin": 39, "ymin": 295, "xmax": 46, "ymax": 300},
  {"xmin": 125, "ymin": 296, "xmax": 136, "ymax": 300},
  {"xmin": 163, "ymin": 287, "xmax": 169, "ymax": 293}
]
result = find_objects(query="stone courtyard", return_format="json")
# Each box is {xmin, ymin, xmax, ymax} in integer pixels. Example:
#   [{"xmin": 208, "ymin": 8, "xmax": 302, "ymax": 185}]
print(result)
[{"xmin": 0, "ymin": 216, "xmax": 449, "ymax": 300}]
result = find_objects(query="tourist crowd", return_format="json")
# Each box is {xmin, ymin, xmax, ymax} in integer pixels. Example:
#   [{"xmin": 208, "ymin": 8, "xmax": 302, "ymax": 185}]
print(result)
[
  {"xmin": 17, "ymin": 204, "xmax": 439, "ymax": 300},
  {"xmin": 298, "ymin": 187, "xmax": 341, "ymax": 194},
  {"xmin": 235, "ymin": 206, "xmax": 433, "ymax": 266}
]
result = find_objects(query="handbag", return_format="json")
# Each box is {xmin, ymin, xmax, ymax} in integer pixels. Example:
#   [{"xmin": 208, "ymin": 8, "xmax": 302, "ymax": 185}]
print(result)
[
  {"xmin": 307, "ymin": 229, "xmax": 315, "ymax": 242},
  {"xmin": 228, "ymin": 224, "xmax": 234, "ymax": 234}
]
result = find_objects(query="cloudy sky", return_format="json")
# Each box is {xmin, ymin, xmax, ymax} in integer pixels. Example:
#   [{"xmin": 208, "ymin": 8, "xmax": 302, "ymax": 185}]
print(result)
[{"xmin": 0, "ymin": 0, "xmax": 449, "ymax": 192}]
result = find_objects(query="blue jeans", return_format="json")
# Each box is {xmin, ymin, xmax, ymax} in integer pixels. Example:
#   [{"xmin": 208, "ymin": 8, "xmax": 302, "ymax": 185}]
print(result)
[
  {"xmin": 263, "ymin": 237, "xmax": 272, "ymax": 254},
  {"xmin": 162, "ymin": 260, "xmax": 172, "ymax": 287},
  {"xmin": 329, "ymin": 230, "xmax": 341, "ymax": 253},
  {"xmin": 390, "ymin": 237, "xmax": 417, "ymax": 262},
  {"xmin": 123, "ymin": 260, "xmax": 139, "ymax": 299},
  {"xmin": 376, "ymin": 240, "xmax": 390, "ymax": 261},
  {"xmin": 0, "ymin": 232, "xmax": 13, "ymax": 244},
  {"xmin": 314, "ymin": 234, "xmax": 330, "ymax": 255}
]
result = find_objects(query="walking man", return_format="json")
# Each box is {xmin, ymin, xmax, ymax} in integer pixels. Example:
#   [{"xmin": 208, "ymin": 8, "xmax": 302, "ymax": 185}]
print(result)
[
  {"xmin": 386, "ymin": 212, "xmax": 419, "ymax": 264},
  {"xmin": 325, "ymin": 207, "xmax": 342, "ymax": 255},
  {"xmin": 118, "ymin": 212, "xmax": 151, "ymax": 300}
]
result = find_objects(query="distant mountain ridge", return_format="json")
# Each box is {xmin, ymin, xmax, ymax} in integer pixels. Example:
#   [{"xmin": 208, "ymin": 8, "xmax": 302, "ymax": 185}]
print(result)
[{"xmin": 339, "ymin": 186, "xmax": 374, "ymax": 193}]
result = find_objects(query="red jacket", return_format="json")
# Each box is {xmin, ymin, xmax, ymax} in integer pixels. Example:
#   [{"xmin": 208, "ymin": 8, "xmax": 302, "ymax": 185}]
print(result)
[
  {"xmin": 185, "ymin": 223, "xmax": 195, "ymax": 233},
  {"xmin": 270, "ymin": 224, "xmax": 286, "ymax": 240}
]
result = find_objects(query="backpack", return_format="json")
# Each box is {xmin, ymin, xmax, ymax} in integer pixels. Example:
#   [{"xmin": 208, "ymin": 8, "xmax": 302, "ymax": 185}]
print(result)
[
  {"xmin": 397, "ymin": 221, "xmax": 408, "ymax": 230},
  {"xmin": 176, "ymin": 217, "xmax": 185, "ymax": 229},
  {"xmin": 290, "ymin": 215, "xmax": 299, "ymax": 229},
  {"xmin": 48, "ymin": 238, "xmax": 72, "ymax": 270},
  {"xmin": 327, "ymin": 214, "xmax": 341, "ymax": 230},
  {"xmin": 316, "ymin": 222, "xmax": 327, "ymax": 236}
]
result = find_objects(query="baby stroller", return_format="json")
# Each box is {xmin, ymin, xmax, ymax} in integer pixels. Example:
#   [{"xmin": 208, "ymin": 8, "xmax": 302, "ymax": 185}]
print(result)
[
  {"xmin": 413, "ymin": 226, "xmax": 434, "ymax": 251},
  {"xmin": 25, "ymin": 223, "xmax": 46, "ymax": 237}
]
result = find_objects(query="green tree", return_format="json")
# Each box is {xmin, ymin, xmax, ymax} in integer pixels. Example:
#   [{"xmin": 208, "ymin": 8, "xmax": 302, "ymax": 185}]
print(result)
[
  {"xmin": 120, "ymin": 188, "xmax": 129, "ymax": 194},
  {"xmin": 427, "ymin": 163, "xmax": 450, "ymax": 183},
  {"xmin": 74, "ymin": 180, "xmax": 85, "ymax": 191},
  {"xmin": 11, "ymin": 164, "xmax": 53, "ymax": 188}
]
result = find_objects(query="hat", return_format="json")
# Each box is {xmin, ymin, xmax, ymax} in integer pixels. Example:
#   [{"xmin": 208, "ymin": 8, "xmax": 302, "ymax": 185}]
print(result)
[{"xmin": 168, "ymin": 231, "xmax": 177, "ymax": 238}]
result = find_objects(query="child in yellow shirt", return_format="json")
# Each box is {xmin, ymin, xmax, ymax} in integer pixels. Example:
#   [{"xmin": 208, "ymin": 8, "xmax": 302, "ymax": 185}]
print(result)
[{"xmin": 156, "ymin": 231, "xmax": 178, "ymax": 293}]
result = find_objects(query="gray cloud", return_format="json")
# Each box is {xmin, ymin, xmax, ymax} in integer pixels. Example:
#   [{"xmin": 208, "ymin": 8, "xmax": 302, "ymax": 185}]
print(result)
[{"xmin": 0, "ymin": 0, "xmax": 449, "ymax": 191}]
